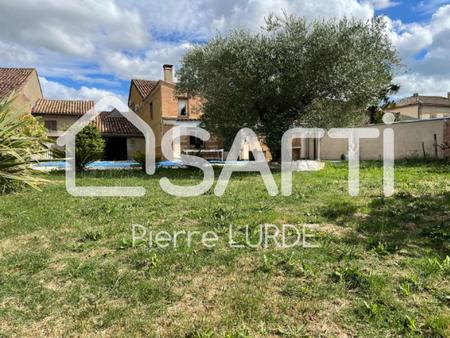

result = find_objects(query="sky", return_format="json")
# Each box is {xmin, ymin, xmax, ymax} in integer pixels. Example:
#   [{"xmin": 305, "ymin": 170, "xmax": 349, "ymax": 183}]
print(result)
[{"xmin": 1, "ymin": 0, "xmax": 450, "ymax": 102}]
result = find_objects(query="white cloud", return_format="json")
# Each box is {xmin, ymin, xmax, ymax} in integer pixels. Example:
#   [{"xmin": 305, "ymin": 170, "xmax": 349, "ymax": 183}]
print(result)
[
  {"xmin": 395, "ymin": 73, "xmax": 450, "ymax": 97},
  {"xmin": 102, "ymin": 0, "xmax": 375, "ymax": 79},
  {"xmin": 385, "ymin": 4, "xmax": 450, "ymax": 96},
  {"xmin": 385, "ymin": 17, "xmax": 433, "ymax": 60},
  {"xmin": 365, "ymin": 0, "xmax": 398, "ymax": 10},
  {"xmin": 415, "ymin": 0, "xmax": 450, "ymax": 14},
  {"xmin": 0, "ymin": 0, "xmax": 149, "ymax": 57},
  {"xmin": 125, "ymin": 0, "xmax": 374, "ymax": 40},
  {"xmin": 39, "ymin": 77, "xmax": 125, "ymax": 102},
  {"xmin": 1, "ymin": 0, "xmax": 450, "ymax": 101},
  {"xmin": 101, "ymin": 41, "xmax": 192, "ymax": 80},
  {"xmin": 0, "ymin": 41, "xmax": 36, "ymax": 64}
]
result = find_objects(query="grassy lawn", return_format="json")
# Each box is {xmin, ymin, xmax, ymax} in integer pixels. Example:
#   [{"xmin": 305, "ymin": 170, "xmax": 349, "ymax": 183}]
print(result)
[{"xmin": 0, "ymin": 162, "xmax": 449, "ymax": 337}]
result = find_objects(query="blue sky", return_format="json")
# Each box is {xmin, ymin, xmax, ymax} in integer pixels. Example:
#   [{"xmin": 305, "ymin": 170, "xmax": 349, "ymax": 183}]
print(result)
[
  {"xmin": 1, "ymin": 0, "xmax": 450, "ymax": 101},
  {"xmin": 377, "ymin": 0, "xmax": 446, "ymax": 22}
]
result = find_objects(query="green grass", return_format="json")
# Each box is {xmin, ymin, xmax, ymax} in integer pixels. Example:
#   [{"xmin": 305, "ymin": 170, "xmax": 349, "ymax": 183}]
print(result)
[{"xmin": 0, "ymin": 161, "xmax": 449, "ymax": 337}]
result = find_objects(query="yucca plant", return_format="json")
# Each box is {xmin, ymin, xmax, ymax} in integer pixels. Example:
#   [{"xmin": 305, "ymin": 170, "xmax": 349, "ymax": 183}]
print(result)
[{"xmin": 0, "ymin": 95, "xmax": 50, "ymax": 194}]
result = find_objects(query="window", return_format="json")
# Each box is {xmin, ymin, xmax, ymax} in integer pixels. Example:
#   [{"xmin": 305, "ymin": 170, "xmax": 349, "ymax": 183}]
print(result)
[
  {"xmin": 150, "ymin": 102, "xmax": 154, "ymax": 120},
  {"xmin": 178, "ymin": 99, "xmax": 187, "ymax": 116},
  {"xmin": 44, "ymin": 120, "xmax": 57, "ymax": 131}
]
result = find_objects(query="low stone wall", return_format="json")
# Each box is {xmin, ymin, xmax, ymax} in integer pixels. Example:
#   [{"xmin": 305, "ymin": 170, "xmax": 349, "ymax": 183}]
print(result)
[{"xmin": 315, "ymin": 118, "xmax": 449, "ymax": 160}]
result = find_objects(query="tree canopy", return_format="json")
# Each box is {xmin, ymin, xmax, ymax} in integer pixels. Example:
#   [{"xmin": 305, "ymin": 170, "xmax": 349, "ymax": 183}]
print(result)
[{"xmin": 177, "ymin": 14, "xmax": 400, "ymax": 160}]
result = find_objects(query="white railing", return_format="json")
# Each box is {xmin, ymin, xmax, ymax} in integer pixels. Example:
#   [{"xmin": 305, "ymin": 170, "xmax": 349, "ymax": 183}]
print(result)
[{"xmin": 183, "ymin": 149, "xmax": 224, "ymax": 161}]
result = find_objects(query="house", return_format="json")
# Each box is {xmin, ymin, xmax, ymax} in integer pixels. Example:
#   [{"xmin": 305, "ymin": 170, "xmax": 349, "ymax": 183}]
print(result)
[
  {"xmin": 386, "ymin": 93, "xmax": 450, "ymax": 120},
  {"xmin": 55, "ymin": 96, "xmax": 153, "ymax": 196},
  {"xmin": 32, "ymin": 99, "xmax": 145, "ymax": 160},
  {"xmin": 128, "ymin": 64, "xmax": 225, "ymax": 161},
  {"xmin": 0, "ymin": 67, "xmax": 43, "ymax": 112}
]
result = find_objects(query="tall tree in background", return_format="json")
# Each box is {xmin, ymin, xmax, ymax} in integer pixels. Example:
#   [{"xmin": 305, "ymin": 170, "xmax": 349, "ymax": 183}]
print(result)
[
  {"xmin": 177, "ymin": 14, "xmax": 400, "ymax": 161},
  {"xmin": 367, "ymin": 83, "xmax": 401, "ymax": 124}
]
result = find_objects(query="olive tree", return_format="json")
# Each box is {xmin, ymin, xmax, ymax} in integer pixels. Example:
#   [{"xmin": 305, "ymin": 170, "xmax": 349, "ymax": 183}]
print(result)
[{"xmin": 177, "ymin": 14, "xmax": 400, "ymax": 161}]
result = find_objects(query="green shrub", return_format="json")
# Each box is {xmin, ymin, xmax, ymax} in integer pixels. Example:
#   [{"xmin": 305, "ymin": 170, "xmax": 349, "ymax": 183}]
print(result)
[
  {"xmin": 0, "ymin": 95, "xmax": 49, "ymax": 194},
  {"xmin": 134, "ymin": 151, "xmax": 146, "ymax": 172},
  {"xmin": 75, "ymin": 125, "xmax": 104, "ymax": 171}
]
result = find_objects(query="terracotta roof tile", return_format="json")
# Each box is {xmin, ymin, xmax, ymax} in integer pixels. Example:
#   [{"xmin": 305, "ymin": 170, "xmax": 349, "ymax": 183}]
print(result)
[
  {"xmin": 32, "ymin": 99, "xmax": 142, "ymax": 136},
  {"xmin": 32, "ymin": 99, "xmax": 94, "ymax": 116},
  {"xmin": 92, "ymin": 112, "xmax": 142, "ymax": 136},
  {"xmin": 0, "ymin": 68, "xmax": 35, "ymax": 98},
  {"xmin": 132, "ymin": 79, "xmax": 158, "ymax": 99}
]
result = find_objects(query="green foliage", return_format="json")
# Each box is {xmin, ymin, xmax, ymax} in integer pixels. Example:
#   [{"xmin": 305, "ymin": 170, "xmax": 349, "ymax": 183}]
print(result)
[
  {"xmin": 134, "ymin": 151, "xmax": 146, "ymax": 172},
  {"xmin": 0, "ymin": 95, "xmax": 49, "ymax": 194},
  {"xmin": 75, "ymin": 125, "xmax": 105, "ymax": 171},
  {"xmin": 425, "ymin": 314, "xmax": 450, "ymax": 337},
  {"xmin": 177, "ymin": 14, "xmax": 400, "ymax": 160}
]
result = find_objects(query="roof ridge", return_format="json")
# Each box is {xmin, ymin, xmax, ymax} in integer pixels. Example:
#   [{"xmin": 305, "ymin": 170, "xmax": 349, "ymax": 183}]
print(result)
[
  {"xmin": 132, "ymin": 78, "xmax": 158, "ymax": 82},
  {"xmin": 0, "ymin": 67, "xmax": 35, "ymax": 70},
  {"xmin": 36, "ymin": 98, "xmax": 95, "ymax": 102}
]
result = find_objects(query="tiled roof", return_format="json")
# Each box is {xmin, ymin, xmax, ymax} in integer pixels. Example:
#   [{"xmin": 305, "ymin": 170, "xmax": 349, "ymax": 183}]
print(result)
[
  {"xmin": 395, "ymin": 95, "xmax": 450, "ymax": 107},
  {"xmin": 32, "ymin": 99, "xmax": 142, "ymax": 136},
  {"xmin": 92, "ymin": 112, "xmax": 142, "ymax": 136},
  {"xmin": 32, "ymin": 99, "xmax": 94, "ymax": 115},
  {"xmin": 0, "ymin": 68, "xmax": 35, "ymax": 98},
  {"xmin": 131, "ymin": 79, "xmax": 159, "ymax": 99}
]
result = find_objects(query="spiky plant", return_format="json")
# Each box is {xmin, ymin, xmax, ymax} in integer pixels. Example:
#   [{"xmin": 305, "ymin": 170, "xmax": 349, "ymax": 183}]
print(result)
[{"xmin": 0, "ymin": 95, "xmax": 49, "ymax": 194}]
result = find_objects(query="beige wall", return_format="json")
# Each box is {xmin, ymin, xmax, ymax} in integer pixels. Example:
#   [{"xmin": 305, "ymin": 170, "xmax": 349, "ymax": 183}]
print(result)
[
  {"xmin": 128, "ymin": 85, "xmax": 145, "ymax": 116},
  {"xmin": 35, "ymin": 114, "xmax": 79, "ymax": 137},
  {"xmin": 420, "ymin": 105, "xmax": 450, "ymax": 117},
  {"xmin": 316, "ymin": 119, "xmax": 449, "ymax": 160},
  {"xmin": 126, "ymin": 137, "xmax": 145, "ymax": 160},
  {"xmin": 386, "ymin": 105, "xmax": 419, "ymax": 119},
  {"xmin": 11, "ymin": 70, "xmax": 43, "ymax": 113},
  {"xmin": 386, "ymin": 104, "xmax": 450, "ymax": 120}
]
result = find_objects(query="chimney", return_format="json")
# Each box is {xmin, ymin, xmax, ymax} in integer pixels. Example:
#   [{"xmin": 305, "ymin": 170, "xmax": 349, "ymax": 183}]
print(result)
[
  {"xmin": 447, "ymin": 92, "xmax": 450, "ymax": 100},
  {"xmin": 413, "ymin": 93, "xmax": 419, "ymax": 97},
  {"xmin": 163, "ymin": 64, "xmax": 173, "ymax": 83}
]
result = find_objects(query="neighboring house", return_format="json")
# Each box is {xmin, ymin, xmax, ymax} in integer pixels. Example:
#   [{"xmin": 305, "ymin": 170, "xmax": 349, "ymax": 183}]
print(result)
[
  {"xmin": 386, "ymin": 93, "xmax": 450, "ymax": 120},
  {"xmin": 32, "ymin": 99, "xmax": 144, "ymax": 160},
  {"xmin": 128, "ymin": 64, "xmax": 225, "ymax": 161},
  {"xmin": 0, "ymin": 67, "xmax": 43, "ymax": 112}
]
